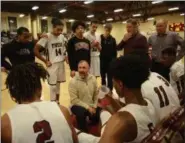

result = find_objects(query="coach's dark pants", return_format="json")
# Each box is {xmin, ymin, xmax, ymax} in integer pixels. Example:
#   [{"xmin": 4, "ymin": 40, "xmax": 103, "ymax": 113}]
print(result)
[
  {"xmin": 100, "ymin": 57, "xmax": 114, "ymax": 91},
  {"xmin": 71, "ymin": 105, "xmax": 101, "ymax": 132},
  {"xmin": 151, "ymin": 59, "xmax": 170, "ymax": 81}
]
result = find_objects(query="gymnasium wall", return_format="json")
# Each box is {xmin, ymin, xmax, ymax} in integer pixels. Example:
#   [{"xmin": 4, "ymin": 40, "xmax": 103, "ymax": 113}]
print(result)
[{"xmin": 1, "ymin": 12, "xmax": 184, "ymax": 42}]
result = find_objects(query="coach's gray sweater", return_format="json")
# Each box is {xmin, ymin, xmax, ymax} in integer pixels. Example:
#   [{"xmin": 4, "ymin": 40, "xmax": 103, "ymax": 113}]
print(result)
[{"xmin": 69, "ymin": 73, "xmax": 98, "ymax": 109}]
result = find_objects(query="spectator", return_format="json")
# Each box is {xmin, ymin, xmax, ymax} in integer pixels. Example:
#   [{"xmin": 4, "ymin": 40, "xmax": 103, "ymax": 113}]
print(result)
[
  {"xmin": 1, "ymin": 27, "xmax": 35, "ymax": 71},
  {"xmin": 69, "ymin": 60, "xmax": 100, "ymax": 132},
  {"xmin": 117, "ymin": 18, "xmax": 148, "ymax": 55},
  {"xmin": 100, "ymin": 24, "xmax": 117, "ymax": 91},
  {"xmin": 67, "ymin": 21, "xmax": 91, "ymax": 78},
  {"xmin": 148, "ymin": 19, "xmax": 184, "ymax": 80}
]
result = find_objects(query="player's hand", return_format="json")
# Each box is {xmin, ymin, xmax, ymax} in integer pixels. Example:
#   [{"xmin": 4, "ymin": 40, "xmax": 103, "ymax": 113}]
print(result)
[
  {"xmin": 65, "ymin": 56, "xmax": 69, "ymax": 64},
  {"xmin": 88, "ymin": 107, "xmax": 96, "ymax": 115},
  {"xmin": 40, "ymin": 34, "xmax": 48, "ymax": 39},
  {"xmin": 92, "ymin": 40, "xmax": 99, "ymax": 47},
  {"xmin": 1, "ymin": 67, "xmax": 7, "ymax": 73},
  {"xmin": 45, "ymin": 61, "xmax": 52, "ymax": 67},
  {"xmin": 123, "ymin": 33, "xmax": 132, "ymax": 42},
  {"xmin": 70, "ymin": 71, "xmax": 76, "ymax": 78}
]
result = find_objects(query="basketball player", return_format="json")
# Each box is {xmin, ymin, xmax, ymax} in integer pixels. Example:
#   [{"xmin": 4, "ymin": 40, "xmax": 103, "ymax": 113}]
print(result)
[
  {"xmin": 84, "ymin": 20, "xmax": 101, "ymax": 77},
  {"xmin": 161, "ymin": 48, "xmax": 184, "ymax": 96},
  {"xmin": 1, "ymin": 63, "xmax": 78, "ymax": 143},
  {"xmin": 34, "ymin": 18, "xmax": 66, "ymax": 103}
]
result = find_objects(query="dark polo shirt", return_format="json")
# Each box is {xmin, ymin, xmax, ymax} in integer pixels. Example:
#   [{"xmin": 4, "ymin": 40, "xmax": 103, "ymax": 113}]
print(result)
[{"xmin": 117, "ymin": 33, "xmax": 148, "ymax": 55}]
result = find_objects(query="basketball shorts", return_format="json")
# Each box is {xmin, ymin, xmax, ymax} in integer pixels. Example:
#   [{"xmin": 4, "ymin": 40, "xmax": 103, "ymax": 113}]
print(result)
[
  {"xmin": 47, "ymin": 61, "xmax": 66, "ymax": 85},
  {"xmin": 90, "ymin": 56, "xmax": 100, "ymax": 77}
]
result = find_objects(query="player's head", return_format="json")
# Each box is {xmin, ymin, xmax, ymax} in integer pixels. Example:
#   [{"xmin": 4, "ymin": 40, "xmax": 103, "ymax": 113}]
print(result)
[
  {"xmin": 17, "ymin": 27, "xmax": 30, "ymax": 43},
  {"xmin": 72, "ymin": 21, "xmax": 86, "ymax": 36},
  {"xmin": 161, "ymin": 48, "xmax": 176, "ymax": 67},
  {"xmin": 90, "ymin": 20, "xmax": 98, "ymax": 33},
  {"xmin": 156, "ymin": 19, "xmax": 168, "ymax": 34},
  {"xmin": 110, "ymin": 54, "xmax": 150, "ymax": 98},
  {"xmin": 51, "ymin": 18, "xmax": 64, "ymax": 36},
  {"xmin": 126, "ymin": 19, "xmax": 139, "ymax": 34},
  {"xmin": 104, "ymin": 24, "xmax": 112, "ymax": 36},
  {"xmin": 6, "ymin": 63, "xmax": 48, "ymax": 104},
  {"xmin": 78, "ymin": 60, "xmax": 90, "ymax": 79}
]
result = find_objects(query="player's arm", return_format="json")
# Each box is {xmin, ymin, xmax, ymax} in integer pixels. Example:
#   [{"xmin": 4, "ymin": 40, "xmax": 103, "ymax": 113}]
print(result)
[
  {"xmin": 99, "ymin": 111, "xmax": 137, "ymax": 143},
  {"xmin": 1, "ymin": 114, "xmax": 11, "ymax": 143},
  {"xmin": 59, "ymin": 105, "xmax": 79, "ymax": 143},
  {"xmin": 34, "ymin": 38, "xmax": 48, "ymax": 64},
  {"xmin": 1, "ymin": 44, "xmax": 12, "ymax": 70},
  {"xmin": 67, "ymin": 39, "xmax": 76, "ymax": 71}
]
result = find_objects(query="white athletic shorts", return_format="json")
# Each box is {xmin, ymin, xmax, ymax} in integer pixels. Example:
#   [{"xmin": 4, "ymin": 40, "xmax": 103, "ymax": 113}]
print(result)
[
  {"xmin": 90, "ymin": 56, "xmax": 100, "ymax": 77},
  {"xmin": 47, "ymin": 61, "xmax": 66, "ymax": 85}
]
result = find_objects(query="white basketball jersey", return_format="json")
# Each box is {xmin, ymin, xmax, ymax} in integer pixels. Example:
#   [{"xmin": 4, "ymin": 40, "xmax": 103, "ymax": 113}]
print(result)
[
  {"xmin": 7, "ymin": 101, "xmax": 73, "ymax": 143},
  {"xmin": 84, "ymin": 31, "xmax": 101, "ymax": 57},
  {"xmin": 118, "ymin": 99, "xmax": 157, "ymax": 143},
  {"xmin": 37, "ymin": 33, "xmax": 66, "ymax": 64},
  {"xmin": 142, "ymin": 72, "xmax": 180, "ymax": 121},
  {"xmin": 170, "ymin": 59, "xmax": 184, "ymax": 95}
]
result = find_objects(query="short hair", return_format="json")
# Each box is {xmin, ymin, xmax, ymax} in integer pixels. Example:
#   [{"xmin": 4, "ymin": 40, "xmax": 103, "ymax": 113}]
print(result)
[
  {"xmin": 6, "ymin": 63, "xmax": 48, "ymax": 103},
  {"xmin": 110, "ymin": 54, "xmax": 149, "ymax": 89},
  {"xmin": 78, "ymin": 60, "xmax": 90, "ymax": 67},
  {"xmin": 72, "ymin": 21, "xmax": 86, "ymax": 32},
  {"xmin": 162, "ymin": 48, "xmax": 176, "ymax": 57},
  {"xmin": 127, "ymin": 18, "xmax": 139, "ymax": 27},
  {"xmin": 17, "ymin": 27, "xmax": 29, "ymax": 35},
  {"xmin": 104, "ymin": 23, "xmax": 112, "ymax": 31},
  {"xmin": 90, "ymin": 20, "xmax": 98, "ymax": 25},
  {"xmin": 51, "ymin": 17, "xmax": 64, "ymax": 27}
]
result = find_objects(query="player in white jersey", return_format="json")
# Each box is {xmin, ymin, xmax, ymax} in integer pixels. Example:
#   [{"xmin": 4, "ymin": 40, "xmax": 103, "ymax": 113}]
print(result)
[
  {"xmin": 84, "ymin": 20, "xmax": 101, "ymax": 77},
  {"xmin": 34, "ymin": 18, "xmax": 66, "ymax": 103},
  {"xmin": 161, "ymin": 48, "xmax": 184, "ymax": 96},
  {"xmin": 142, "ymin": 72, "xmax": 180, "ymax": 121},
  {"xmin": 97, "ymin": 54, "xmax": 157, "ymax": 143},
  {"xmin": 1, "ymin": 63, "xmax": 78, "ymax": 143}
]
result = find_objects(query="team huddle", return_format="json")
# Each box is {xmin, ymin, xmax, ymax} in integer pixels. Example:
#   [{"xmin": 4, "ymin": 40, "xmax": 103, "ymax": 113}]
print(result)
[{"xmin": 1, "ymin": 17, "xmax": 184, "ymax": 143}]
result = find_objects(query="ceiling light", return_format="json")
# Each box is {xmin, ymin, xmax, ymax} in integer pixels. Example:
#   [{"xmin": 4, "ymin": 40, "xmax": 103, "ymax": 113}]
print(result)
[
  {"xmin": 42, "ymin": 16, "xmax": 48, "ymax": 20},
  {"xmin": 84, "ymin": 0, "xmax": 93, "ymax": 4},
  {"xmin": 168, "ymin": 7, "xmax": 179, "ymax": 11},
  {"xmin": 106, "ymin": 18, "xmax": 113, "ymax": 21},
  {"xmin": 122, "ymin": 21, "xmax": 127, "ymax": 24},
  {"xmin": 133, "ymin": 13, "xmax": 141, "ymax": 17},
  {"xmin": 32, "ymin": 6, "xmax": 39, "ymax": 10},
  {"xmin": 180, "ymin": 13, "xmax": 184, "ymax": 16},
  {"xmin": 19, "ymin": 14, "xmax": 25, "ymax": 18},
  {"xmin": 114, "ymin": 8, "xmax": 123, "ymax": 13},
  {"xmin": 68, "ymin": 19, "xmax": 75, "ymax": 22},
  {"xmin": 147, "ymin": 17, "xmax": 154, "ymax": 21},
  {"xmin": 87, "ymin": 14, "xmax": 94, "ymax": 18},
  {"xmin": 59, "ymin": 9, "xmax": 67, "ymax": 13},
  {"xmin": 152, "ymin": 0, "xmax": 164, "ymax": 4}
]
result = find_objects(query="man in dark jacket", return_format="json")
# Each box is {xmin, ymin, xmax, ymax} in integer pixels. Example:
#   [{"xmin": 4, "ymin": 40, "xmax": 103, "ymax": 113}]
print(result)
[
  {"xmin": 100, "ymin": 24, "xmax": 117, "ymax": 91},
  {"xmin": 67, "ymin": 21, "xmax": 91, "ymax": 78},
  {"xmin": 117, "ymin": 19, "xmax": 148, "ymax": 55},
  {"xmin": 1, "ymin": 27, "xmax": 35, "ymax": 71}
]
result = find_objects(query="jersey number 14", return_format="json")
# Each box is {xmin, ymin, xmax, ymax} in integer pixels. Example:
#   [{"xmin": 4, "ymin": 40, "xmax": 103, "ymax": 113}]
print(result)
[{"xmin": 55, "ymin": 48, "xmax": 62, "ymax": 56}]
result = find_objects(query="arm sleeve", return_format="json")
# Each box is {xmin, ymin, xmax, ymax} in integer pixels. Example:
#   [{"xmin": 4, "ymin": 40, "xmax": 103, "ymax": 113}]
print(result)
[
  {"xmin": 37, "ymin": 38, "xmax": 48, "ymax": 48},
  {"xmin": 148, "ymin": 36, "xmax": 152, "ymax": 46},
  {"xmin": 113, "ymin": 38, "xmax": 117, "ymax": 58},
  {"xmin": 1, "ymin": 44, "xmax": 12, "ymax": 70},
  {"xmin": 117, "ymin": 40, "xmax": 126, "ymax": 51},
  {"xmin": 69, "ymin": 80, "xmax": 89, "ymax": 109},
  {"xmin": 67, "ymin": 39, "xmax": 76, "ymax": 71},
  {"xmin": 171, "ymin": 63, "xmax": 184, "ymax": 82},
  {"xmin": 136, "ymin": 36, "xmax": 148, "ymax": 53}
]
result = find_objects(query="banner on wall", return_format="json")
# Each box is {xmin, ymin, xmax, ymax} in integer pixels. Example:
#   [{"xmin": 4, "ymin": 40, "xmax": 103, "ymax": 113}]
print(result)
[{"xmin": 169, "ymin": 23, "xmax": 184, "ymax": 32}]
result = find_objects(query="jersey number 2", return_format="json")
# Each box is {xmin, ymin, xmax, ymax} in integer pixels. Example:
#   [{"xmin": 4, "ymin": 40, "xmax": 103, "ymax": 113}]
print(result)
[
  {"xmin": 154, "ymin": 86, "xmax": 169, "ymax": 108},
  {"xmin": 33, "ymin": 120, "xmax": 54, "ymax": 143}
]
